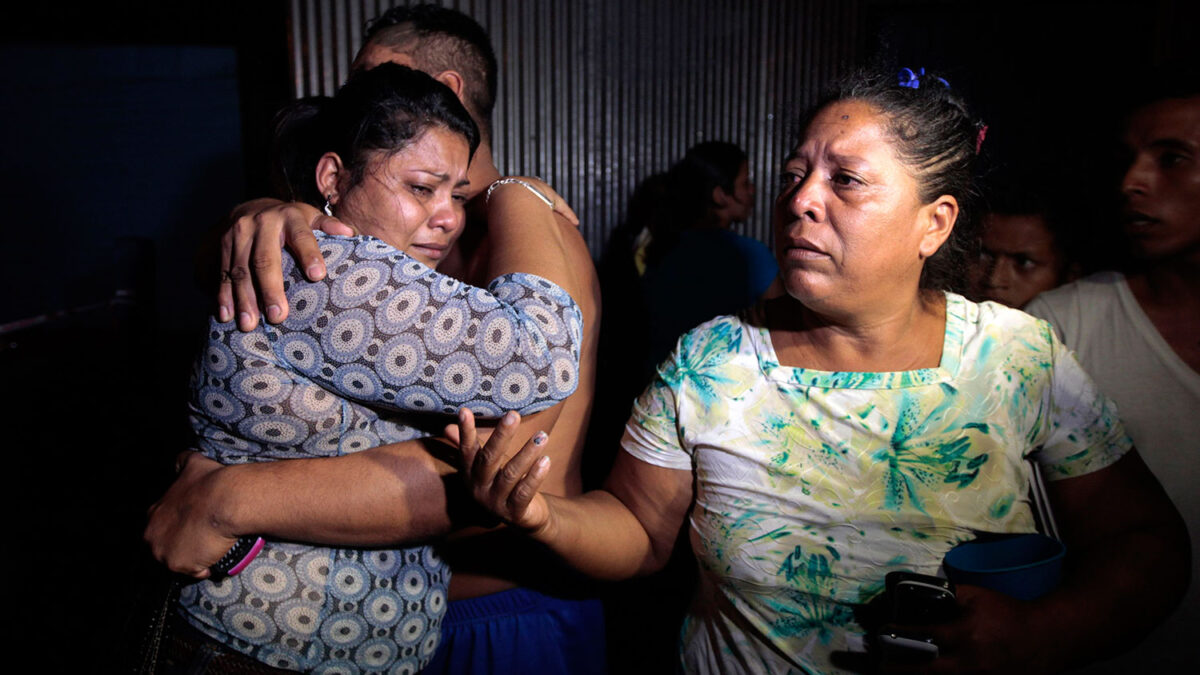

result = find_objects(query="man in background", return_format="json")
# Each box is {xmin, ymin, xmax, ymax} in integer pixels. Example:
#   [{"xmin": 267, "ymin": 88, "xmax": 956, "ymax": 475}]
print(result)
[{"xmin": 1025, "ymin": 74, "xmax": 1198, "ymax": 672}]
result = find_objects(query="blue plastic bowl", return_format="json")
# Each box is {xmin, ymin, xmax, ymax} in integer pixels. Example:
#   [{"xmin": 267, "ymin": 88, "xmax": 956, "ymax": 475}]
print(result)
[{"xmin": 943, "ymin": 533, "xmax": 1065, "ymax": 601}]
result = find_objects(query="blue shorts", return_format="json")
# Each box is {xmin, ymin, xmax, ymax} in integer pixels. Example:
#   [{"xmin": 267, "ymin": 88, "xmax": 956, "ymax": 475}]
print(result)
[{"xmin": 421, "ymin": 587, "xmax": 606, "ymax": 675}]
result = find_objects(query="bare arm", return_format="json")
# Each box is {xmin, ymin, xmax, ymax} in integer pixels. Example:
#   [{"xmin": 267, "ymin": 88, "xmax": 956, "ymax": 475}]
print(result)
[
  {"xmin": 922, "ymin": 450, "xmax": 1190, "ymax": 674},
  {"xmin": 145, "ymin": 439, "xmax": 453, "ymax": 576},
  {"xmin": 217, "ymin": 183, "xmax": 579, "ymax": 331},
  {"xmin": 146, "ymin": 406, "xmax": 572, "ymax": 578},
  {"xmin": 453, "ymin": 409, "xmax": 694, "ymax": 580}
]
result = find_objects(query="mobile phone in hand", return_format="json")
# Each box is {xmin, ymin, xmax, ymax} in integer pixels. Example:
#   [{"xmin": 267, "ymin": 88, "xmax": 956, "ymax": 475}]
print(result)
[{"xmin": 872, "ymin": 571, "xmax": 957, "ymax": 663}]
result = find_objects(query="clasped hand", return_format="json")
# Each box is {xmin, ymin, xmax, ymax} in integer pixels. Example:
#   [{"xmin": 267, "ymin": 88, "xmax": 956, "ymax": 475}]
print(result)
[
  {"xmin": 143, "ymin": 452, "xmax": 238, "ymax": 579},
  {"xmin": 446, "ymin": 408, "xmax": 554, "ymax": 534},
  {"xmin": 881, "ymin": 585, "xmax": 1061, "ymax": 674}
]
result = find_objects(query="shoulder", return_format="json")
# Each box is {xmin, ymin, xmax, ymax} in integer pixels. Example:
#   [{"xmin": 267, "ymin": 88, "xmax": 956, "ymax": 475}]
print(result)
[
  {"xmin": 670, "ymin": 314, "xmax": 750, "ymax": 369},
  {"xmin": 1026, "ymin": 271, "xmax": 1125, "ymax": 315},
  {"xmin": 959, "ymin": 294, "xmax": 1055, "ymax": 343},
  {"xmin": 305, "ymin": 232, "xmax": 431, "ymax": 278},
  {"xmin": 952, "ymin": 294, "xmax": 1059, "ymax": 370},
  {"xmin": 1023, "ymin": 272, "xmax": 1127, "ymax": 344}
]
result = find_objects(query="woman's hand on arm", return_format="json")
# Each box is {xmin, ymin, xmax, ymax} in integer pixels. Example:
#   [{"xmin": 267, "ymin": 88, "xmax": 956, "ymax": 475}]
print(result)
[
  {"xmin": 144, "ymin": 452, "xmax": 239, "ymax": 579},
  {"xmin": 917, "ymin": 450, "xmax": 1190, "ymax": 674},
  {"xmin": 451, "ymin": 408, "xmax": 694, "ymax": 580},
  {"xmin": 144, "ymin": 440, "xmax": 465, "ymax": 574},
  {"xmin": 217, "ymin": 198, "xmax": 354, "ymax": 331}
]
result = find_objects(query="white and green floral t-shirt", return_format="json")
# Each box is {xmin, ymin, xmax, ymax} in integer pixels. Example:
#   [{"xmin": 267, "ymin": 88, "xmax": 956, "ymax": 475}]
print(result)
[{"xmin": 621, "ymin": 293, "xmax": 1130, "ymax": 675}]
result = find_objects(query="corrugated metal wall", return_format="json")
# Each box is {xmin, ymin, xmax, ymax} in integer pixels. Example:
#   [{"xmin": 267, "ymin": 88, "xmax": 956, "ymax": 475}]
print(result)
[{"xmin": 288, "ymin": 0, "xmax": 860, "ymax": 258}]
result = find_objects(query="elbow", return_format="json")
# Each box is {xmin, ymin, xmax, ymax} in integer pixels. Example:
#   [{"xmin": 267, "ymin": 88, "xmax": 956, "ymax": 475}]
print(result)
[{"xmin": 520, "ymin": 359, "xmax": 580, "ymax": 415}]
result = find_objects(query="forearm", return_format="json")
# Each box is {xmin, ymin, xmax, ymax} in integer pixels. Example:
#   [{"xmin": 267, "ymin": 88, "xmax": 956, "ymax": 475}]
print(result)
[
  {"xmin": 533, "ymin": 489, "xmax": 664, "ymax": 581},
  {"xmin": 211, "ymin": 439, "xmax": 458, "ymax": 547},
  {"xmin": 485, "ymin": 184, "xmax": 575, "ymax": 286},
  {"xmin": 529, "ymin": 452, "xmax": 693, "ymax": 581},
  {"xmin": 1037, "ymin": 452, "xmax": 1191, "ymax": 669},
  {"xmin": 1036, "ymin": 517, "xmax": 1189, "ymax": 668}
]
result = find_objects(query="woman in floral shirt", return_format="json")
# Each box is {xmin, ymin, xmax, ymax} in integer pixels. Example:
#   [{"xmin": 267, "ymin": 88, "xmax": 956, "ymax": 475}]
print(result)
[{"xmin": 454, "ymin": 70, "xmax": 1189, "ymax": 674}]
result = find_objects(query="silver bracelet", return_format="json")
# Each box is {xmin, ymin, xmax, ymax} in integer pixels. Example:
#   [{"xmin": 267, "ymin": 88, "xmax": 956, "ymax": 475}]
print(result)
[{"xmin": 486, "ymin": 177, "xmax": 554, "ymax": 208}]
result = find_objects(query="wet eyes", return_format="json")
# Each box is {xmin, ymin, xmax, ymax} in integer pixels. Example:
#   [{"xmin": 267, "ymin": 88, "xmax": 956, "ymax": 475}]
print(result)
[{"xmin": 409, "ymin": 184, "xmax": 434, "ymax": 198}]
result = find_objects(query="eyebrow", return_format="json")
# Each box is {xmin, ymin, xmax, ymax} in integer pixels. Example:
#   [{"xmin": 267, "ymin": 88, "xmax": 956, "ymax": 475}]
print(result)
[
  {"xmin": 412, "ymin": 169, "xmax": 453, "ymax": 181},
  {"xmin": 408, "ymin": 169, "xmax": 470, "ymax": 188},
  {"xmin": 782, "ymin": 150, "xmax": 870, "ymax": 168},
  {"xmin": 1146, "ymin": 138, "xmax": 1197, "ymax": 153},
  {"xmin": 828, "ymin": 152, "xmax": 870, "ymax": 168}
]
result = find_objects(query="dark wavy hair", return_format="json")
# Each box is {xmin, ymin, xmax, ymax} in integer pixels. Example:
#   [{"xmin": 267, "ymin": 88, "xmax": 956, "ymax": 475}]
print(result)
[
  {"xmin": 270, "ymin": 63, "xmax": 480, "ymax": 207},
  {"xmin": 801, "ymin": 69, "xmax": 984, "ymax": 293}
]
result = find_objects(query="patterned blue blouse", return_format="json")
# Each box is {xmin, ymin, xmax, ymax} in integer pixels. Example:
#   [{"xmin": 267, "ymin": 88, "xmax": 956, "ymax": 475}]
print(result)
[{"xmin": 180, "ymin": 233, "xmax": 583, "ymax": 673}]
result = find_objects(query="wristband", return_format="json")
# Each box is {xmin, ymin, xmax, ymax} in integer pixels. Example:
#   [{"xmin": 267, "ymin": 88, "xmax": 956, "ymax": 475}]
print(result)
[
  {"xmin": 209, "ymin": 536, "xmax": 265, "ymax": 579},
  {"xmin": 486, "ymin": 178, "xmax": 554, "ymax": 208}
]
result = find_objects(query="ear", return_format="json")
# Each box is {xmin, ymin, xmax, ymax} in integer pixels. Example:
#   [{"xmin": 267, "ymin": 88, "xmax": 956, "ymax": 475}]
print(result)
[
  {"xmin": 315, "ymin": 152, "xmax": 345, "ymax": 204},
  {"xmin": 434, "ymin": 70, "xmax": 466, "ymax": 103},
  {"xmin": 918, "ymin": 195, "xmax": 958, "ymax": 258},
  {"xmin": 712, "ymin": 185, "xmax": 731, "ymax": 208}
]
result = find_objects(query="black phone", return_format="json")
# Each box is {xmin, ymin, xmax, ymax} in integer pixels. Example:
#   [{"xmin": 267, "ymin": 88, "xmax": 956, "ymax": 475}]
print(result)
[
  {"xmin": 887, "ymin": 571, "xmax": 956, "ymax": 624},
  {"xmin": 871, "ymin": 571, "xmax": 957, "ymax": 664}
]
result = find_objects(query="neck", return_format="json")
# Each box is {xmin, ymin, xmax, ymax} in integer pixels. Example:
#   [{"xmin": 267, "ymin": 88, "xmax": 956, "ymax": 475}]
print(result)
[
  {"xmin": 1126, "ymin": 254, "xmax": 1200, "ymax": 308},
  {"xmin": 467, "ymin": 140, "xmax": 502, "ymax": 198},
  {"xmin": 709, "ymin": 208, "xmax": 734, "ymax": 231},
  {"xmin": 767, "ymin": 290, "xmax": 946, "ymax": 371}
]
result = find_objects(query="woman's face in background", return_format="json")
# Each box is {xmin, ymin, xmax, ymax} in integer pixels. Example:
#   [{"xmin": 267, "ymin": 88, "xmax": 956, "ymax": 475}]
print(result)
[
  {"xmin": 773, "ymin": 100, "xmax": 947, "ymax": 311},
  {"xmin": 335, "ymin": 126, "xmax": 472, "ymax": 268}
]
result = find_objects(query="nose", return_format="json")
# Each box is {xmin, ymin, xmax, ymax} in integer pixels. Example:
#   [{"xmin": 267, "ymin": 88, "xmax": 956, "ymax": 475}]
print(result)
[
  {"xmin": 428, "ymin": 194, "xmax": 462, "ymax": 232},
  {"xmin": 1121, "ymin": 154, "xmax": 1152, "ymax": 198},
  {"xmin": 781, "ymin": 175, "xmax": 824, "ymax": 223},
  {"xmin": 985, "ymin": 257, "xmax": 1014, "ymax": 290}
]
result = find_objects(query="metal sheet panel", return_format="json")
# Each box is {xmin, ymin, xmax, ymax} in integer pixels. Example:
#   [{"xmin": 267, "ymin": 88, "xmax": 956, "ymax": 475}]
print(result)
[{"xmin": 288, "ymin": 0, "xmax": 860, "ymax": 257}]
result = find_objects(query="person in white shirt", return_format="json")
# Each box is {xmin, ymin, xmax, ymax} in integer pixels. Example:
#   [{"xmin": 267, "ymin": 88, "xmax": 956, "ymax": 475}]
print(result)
[{"xmin": 1025, "ymin": 76, "xmax": 1199, "ymax": 673}]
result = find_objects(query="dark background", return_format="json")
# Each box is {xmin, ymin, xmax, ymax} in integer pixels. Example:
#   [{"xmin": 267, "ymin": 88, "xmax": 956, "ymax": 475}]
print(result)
[{"xmin": 1, "ymin": 0, "xmax": 1193, "ymax": 668}]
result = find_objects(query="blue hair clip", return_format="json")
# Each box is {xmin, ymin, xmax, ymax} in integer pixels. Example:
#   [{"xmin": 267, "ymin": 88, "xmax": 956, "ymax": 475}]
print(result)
[{"xmin": 898, "ymin": 67, "xmax": 949, "ymax": 89}]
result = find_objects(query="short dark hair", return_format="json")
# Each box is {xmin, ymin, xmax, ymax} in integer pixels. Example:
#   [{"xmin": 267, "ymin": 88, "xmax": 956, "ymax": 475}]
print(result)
[
  {"xmin": 361, "ymin": 4, "xmax": 498, "ymax": 131},
  {"xmin": 646, "ymin": 142, "xmax": 749, "ymax": 265},
  {"xmin": 272, "ymin": 63, "xmax": 479, "ymax": 207},
  {"xmin": 803, "ymin": 69, "xmax": 984, "ymax": 294},
  {"xmin": 684, "ymin": 141, "xmax": 748, "ymax": 196},
  {"xmin": 1124, "ymin": 58, "xmax": 1199, "ymax": 115}
]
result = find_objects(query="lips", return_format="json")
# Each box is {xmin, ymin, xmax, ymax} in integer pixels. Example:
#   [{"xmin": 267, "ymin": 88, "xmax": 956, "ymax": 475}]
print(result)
[
  {"xmin": 781, "ymin": 235, "xmax": 829, "ymax": 261},
  {"xmin": 1123, "ymin": 210, "xmax": 1160, "ymax": 233},
  {"xmin": 411, "ymin": 242, "xmax": 448, "ymax": 259}
]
